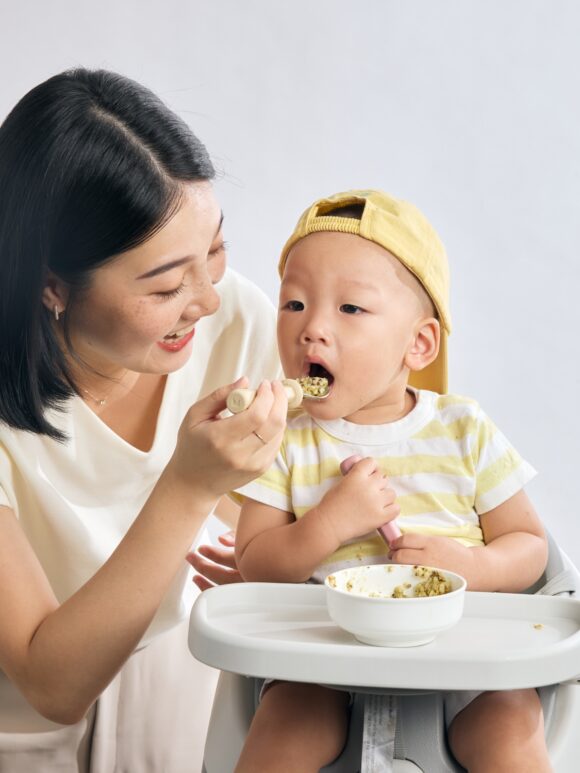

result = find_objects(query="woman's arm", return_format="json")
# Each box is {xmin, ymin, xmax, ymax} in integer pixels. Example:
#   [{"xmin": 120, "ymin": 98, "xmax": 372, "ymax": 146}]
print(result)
[
  {"xmin": 0, "ymin": 472, "xmax": 208, "ymax": 725},
  {"xmin": 213, "ymin": 495, "xmax": 241, "ymax": 530},
  {"xmin": 0, "ymin": 380, "xmax": 287, "ymax": 725}
]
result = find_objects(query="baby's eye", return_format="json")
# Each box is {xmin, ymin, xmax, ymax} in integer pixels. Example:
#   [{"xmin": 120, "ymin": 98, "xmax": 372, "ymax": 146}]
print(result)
[
  {"xmin": 284, "ymin": 300, "xmax": 304, "ymax": 311},
  {"xmin": 340, "ymin": 304, "xmax": 363, "ymax": 314}
]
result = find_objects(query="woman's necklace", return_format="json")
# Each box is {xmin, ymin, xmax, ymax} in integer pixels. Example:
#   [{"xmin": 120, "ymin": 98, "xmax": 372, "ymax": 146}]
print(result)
[
  {"xmin": 82, "ymin": 387, "xmax": 110, "ymax": 407},
  {"xmin": 81, "ymin": 380, "xmax": 123, "ymax": 407},
  {"xmin": 80, "ymin": 372, "xmax": 147, "ymax": 408}
]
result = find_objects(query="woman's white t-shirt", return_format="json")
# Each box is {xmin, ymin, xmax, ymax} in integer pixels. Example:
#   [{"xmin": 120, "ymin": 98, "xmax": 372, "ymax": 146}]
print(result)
[{"xmin": 0, "ymin": 268, "xmax": 281, "ymax": 643}]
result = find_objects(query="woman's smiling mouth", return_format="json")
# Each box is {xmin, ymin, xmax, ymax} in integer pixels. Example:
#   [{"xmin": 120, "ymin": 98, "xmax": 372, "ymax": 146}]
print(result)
[{"xmin": 158, "ymin": 324, "xmax": 196, "ymax": 352}]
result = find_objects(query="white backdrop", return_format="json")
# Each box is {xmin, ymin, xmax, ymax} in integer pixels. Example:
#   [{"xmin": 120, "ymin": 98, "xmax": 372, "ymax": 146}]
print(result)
[{"xmin": 1, "ymin": 0, "xmax": 579, "ymax": 565}]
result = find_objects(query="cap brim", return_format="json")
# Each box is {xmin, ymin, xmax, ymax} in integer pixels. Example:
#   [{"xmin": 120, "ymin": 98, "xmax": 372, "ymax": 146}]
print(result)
[{"xmin": 408, "ymin": 328, "xmax": 448, "ymax": 394}]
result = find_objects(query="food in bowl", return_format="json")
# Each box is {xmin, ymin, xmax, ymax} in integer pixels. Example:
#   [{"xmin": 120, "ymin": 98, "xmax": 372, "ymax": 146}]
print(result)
[
  {"xmin": 324, "ymin": 563, "xmax": 466, "ymax": 647},
  {"xmin": 328, "ymin": 565, "xmax": 452, "ymax": 599}
]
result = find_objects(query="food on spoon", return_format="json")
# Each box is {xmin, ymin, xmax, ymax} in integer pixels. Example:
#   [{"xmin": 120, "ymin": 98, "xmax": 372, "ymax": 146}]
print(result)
[
  {"xmin": 226, "ymin": 376, "xmax": 330, "ymax": 414},
  {"xmin": 298, "ymin": 376, "xmax": 329, "ymax": 397}
]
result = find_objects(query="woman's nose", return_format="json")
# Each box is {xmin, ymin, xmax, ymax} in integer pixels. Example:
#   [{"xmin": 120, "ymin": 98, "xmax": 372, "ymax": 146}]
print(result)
[{"xmin": 188, "ymin": 279, "xmax": 221, "ymax": 318}]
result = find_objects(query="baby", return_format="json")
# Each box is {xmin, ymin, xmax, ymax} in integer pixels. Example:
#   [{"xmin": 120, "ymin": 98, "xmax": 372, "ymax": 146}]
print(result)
[{"xmin": 233, "ymin": 190, "xmax": 551, "ymax": 772}]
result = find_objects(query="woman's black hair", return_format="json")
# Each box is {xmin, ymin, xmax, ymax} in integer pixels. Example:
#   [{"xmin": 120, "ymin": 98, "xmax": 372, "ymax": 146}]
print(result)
[{"xmin": 0, "ymin": 69, "xmax": 215, "ymax": 440}]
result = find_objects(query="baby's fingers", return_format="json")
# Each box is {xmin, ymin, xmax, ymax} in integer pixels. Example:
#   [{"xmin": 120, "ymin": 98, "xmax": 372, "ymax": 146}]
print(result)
[
  {"xmin": 390, "ymin": 547, "xmax": 424, "ymax": 565},
  {"xmin": 389, "ymin": 533, "xmax": 428, "ymax": 564},
  {"xmin": 389, "ymin": 533, "xmax": 426, "ymax": 551}
]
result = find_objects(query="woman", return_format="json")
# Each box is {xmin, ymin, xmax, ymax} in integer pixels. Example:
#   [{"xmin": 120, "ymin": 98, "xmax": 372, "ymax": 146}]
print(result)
[{"xmin": 0, "ymin": 68, "xmax": 286, "ymax": 771}]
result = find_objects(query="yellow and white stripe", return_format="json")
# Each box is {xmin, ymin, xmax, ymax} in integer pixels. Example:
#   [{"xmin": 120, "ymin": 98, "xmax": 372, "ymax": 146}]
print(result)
[{"xmin": 237, "ymin": 389, "xmax": 536, "ymax": 581}]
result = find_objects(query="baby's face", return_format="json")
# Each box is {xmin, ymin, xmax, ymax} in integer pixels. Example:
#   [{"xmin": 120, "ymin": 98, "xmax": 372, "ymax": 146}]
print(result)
[{"xmin": 277, "ymin": 232, "xmax": 426, "ymax": 424}]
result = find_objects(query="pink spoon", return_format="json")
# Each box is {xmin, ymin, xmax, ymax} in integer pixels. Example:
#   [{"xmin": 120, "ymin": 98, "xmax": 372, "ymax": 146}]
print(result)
[{"xmin": 339, "ymin": 454, "xmax": 402, "ymax": 545}]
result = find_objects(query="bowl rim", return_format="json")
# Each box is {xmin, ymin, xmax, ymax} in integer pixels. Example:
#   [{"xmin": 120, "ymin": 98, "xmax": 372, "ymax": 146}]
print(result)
[{"xmin": 324, "ymin": 563, "xmax": 467, "ymax": 602}]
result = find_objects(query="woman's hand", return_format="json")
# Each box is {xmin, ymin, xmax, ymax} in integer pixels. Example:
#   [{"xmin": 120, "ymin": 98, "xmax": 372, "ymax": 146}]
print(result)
[
  {"xmin": 186, "ymin": 530, "xmax": 242, "ymax": 591},
  {"xmin": 169, "ymin": 377, "xmax": 287, "ymax": 504}
]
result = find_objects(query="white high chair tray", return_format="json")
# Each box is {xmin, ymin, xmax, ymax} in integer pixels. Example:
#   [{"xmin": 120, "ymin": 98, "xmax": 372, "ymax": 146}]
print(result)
[{"xmin": 189, "ymin": 583, "xmax": 580, "ymax": 691}]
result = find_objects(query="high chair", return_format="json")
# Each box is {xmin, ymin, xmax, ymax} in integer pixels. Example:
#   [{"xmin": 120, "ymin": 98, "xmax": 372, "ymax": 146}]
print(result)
[{"xmin": 190, "ymin": 531, "xmax": 580, "ymax": 772}]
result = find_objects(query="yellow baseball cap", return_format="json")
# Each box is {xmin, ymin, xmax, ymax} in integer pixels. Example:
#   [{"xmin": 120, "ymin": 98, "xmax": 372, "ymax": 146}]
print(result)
[{"xmin": 278, "ymin": 190, "xmax": 451, "ymax": 394}]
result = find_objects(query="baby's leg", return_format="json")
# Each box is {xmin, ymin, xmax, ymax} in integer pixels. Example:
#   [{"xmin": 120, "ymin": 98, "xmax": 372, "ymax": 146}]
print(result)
[
  {"xmin": 448, "ymin": 688, "xmax": 552, "ymax": 773},
  {"xmin": 234, "ymin": 681, "xmax": 350, "ymax": 773}
]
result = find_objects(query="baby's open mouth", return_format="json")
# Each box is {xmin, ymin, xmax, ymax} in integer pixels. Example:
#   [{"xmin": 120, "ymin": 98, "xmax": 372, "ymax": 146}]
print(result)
[
  {"xmin": 307, "ymin": 362, "xmax": 334, "ymax": 385},
  {"xmin": 297, "ymin": 363, "xmax": 334, "ymax": 398}
]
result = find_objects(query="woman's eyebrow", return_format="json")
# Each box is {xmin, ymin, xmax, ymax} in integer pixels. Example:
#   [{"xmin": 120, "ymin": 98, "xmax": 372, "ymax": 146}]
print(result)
[
  {"xmin": 136, "ymin": 213, "xmax": 225, "ymax": 280},
  {"xmin": 137, "ymin": 256, "xmax": 192, "ymax": 280}
]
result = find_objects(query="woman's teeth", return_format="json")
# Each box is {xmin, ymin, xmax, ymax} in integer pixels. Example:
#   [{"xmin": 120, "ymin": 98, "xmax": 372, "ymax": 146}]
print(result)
[{"xmin": 163, "ymin": 324, "xmax": 194, "ymax": 341}]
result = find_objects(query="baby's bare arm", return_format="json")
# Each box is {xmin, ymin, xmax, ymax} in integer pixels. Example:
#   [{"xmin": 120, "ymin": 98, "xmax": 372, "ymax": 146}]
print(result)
[
  {"xmin": 474, "ymin": 489, "xmax": 548, "ymax": 591},
  {"xmin": 235, "ymin": 498, "xmax": 340, "ymax": 582},
  {"xmin": 390, "ymin": 489, "xmax": 547, "ymax": 591}
]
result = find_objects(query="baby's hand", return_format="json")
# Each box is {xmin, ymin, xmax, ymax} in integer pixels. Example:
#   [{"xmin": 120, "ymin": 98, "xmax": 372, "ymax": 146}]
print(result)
[
  {"xmin": 317, "ymin": 457, "xmax": 399, "ymax": 546},
  {"xmin": 389, "ymin": 534, "xmax": 475, "ymax": 582}
]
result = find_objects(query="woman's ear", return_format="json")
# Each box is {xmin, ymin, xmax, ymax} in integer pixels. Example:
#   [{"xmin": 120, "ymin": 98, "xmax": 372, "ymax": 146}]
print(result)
[
  {"xmin": 405, "ymin": 318, "xmax": 440, "ymax": 373},
  {"xmin": 41, "ymin": 272, "xmax": 70, "ymax": 319}
]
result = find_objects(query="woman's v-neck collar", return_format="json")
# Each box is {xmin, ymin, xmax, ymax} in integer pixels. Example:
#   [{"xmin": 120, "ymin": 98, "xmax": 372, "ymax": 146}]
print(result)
[{"xmin": 71, "ymin": 372, "xmax": 176, "ymax": 458}]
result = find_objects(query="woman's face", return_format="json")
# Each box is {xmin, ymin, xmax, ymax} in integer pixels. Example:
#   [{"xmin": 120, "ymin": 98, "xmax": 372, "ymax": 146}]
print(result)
[{"xmin": 65, "ymin": 181, "xmax": 225, "ymax": 378}]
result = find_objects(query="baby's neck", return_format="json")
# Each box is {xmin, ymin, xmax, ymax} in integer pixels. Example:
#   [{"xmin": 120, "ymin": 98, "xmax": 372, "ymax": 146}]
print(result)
[{"xmin": 344, "ymin": 387, "xmax": 416, "ymax": 425}]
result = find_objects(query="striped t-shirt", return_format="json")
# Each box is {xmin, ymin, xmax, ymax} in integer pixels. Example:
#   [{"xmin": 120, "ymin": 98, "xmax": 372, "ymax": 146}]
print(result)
[{"xmin": 237, "ymin": 389, "xmax": 536, "ymax": 582}]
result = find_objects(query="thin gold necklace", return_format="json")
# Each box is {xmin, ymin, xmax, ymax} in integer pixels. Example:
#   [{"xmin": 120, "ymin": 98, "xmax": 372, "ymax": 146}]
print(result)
[
  {"xmin": 81, "ymin": 374, "xmax": 145, "ymax": 407},
  {"xmin": 81, "ymin": 380, "xmax": 122, "ymax": 407},
  {"xmin": 82, "ymin": 388, "xmax": 109, "ymax": 407}
]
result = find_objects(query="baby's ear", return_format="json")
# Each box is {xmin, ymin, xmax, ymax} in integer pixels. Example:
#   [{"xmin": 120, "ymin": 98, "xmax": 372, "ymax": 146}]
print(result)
[{"xmin": 405, "ymin": 318, "xmax": 440, "ymax": 373}]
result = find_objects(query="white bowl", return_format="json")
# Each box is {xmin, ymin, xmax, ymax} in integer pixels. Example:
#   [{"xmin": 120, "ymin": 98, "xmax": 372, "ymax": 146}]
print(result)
[{"xmin": 325, "ymin": 564, "xmax": 466, "ymax": 647}]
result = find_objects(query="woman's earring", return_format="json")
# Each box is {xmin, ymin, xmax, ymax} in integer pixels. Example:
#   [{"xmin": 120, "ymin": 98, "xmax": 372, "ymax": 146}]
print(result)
[{"xmin": 53, "ymin": 305, "xmax": 60, "ymax": 322}]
